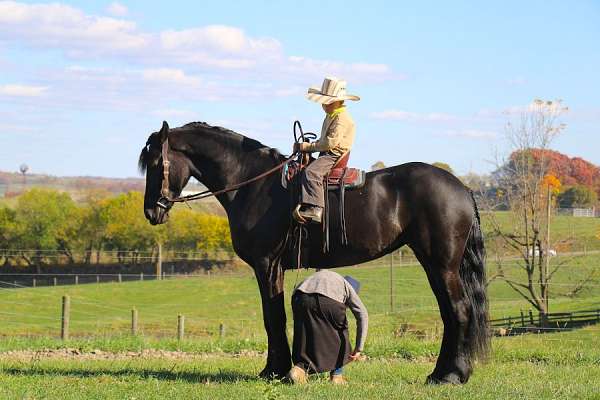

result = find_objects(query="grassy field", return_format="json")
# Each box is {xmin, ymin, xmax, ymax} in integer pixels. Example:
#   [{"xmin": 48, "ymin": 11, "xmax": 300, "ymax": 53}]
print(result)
[
  {"xmin": 1, "ymin": 252, "xmax": 600, "ymax": 338},
  {"xmin": 1, "ymin": 335, "xmax": 599, "ymax": 400},
  {"xmin": 0, "ymin": 253, "xmax": 599, "ymax": 398},
  {"xmin": 481, "ymin": 211, "xmax": 600, "ymax": 252}
]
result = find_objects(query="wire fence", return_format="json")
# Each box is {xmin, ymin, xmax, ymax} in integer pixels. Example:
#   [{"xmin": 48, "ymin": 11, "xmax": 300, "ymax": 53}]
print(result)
[{"xmin": 0, "ymin": 270, "xmax": 599, "ymax": 346}]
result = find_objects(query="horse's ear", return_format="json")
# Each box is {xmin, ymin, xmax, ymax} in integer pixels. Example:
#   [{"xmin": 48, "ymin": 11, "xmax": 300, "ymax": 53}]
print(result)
[{"xmin": 159, "ymin": 121, "xmax": 169, "ymax": 143}]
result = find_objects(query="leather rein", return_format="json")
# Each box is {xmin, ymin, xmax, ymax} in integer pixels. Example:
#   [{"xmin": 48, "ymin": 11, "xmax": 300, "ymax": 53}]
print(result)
[{"xmin": 156, "ymin": 134, "xmax": 299, "ymax": 209}]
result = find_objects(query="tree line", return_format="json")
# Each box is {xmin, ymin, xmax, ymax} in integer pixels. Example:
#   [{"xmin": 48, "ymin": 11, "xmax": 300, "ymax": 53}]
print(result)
[{"xmin": 0, "ymin": 189, "xmax": 232, "ymax": 271}]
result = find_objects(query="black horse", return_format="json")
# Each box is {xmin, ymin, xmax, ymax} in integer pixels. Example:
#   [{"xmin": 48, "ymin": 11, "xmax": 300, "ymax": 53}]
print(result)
[{"xmin": 139, "ymin": 121, "xmax": 489, "ymax": 384}]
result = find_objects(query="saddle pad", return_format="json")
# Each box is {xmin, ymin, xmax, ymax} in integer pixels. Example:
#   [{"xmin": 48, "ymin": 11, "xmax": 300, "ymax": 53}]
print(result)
[{"xmin": 327, "ymin": 168, "xmax": 366, "ymax": 190}]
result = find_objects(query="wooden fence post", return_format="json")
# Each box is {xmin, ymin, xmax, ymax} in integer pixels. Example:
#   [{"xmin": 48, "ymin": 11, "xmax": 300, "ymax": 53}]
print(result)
[
  {"xmin": 131, "ymin": 308, "xmax": 138, "ymax": 336},
  {"xmin": 219, "ymin": 323, "xmax": 225, "ymax": 338},
  {"xmin": 75, "ymin": 275, "xmax": 78, "ymax": 285},
  {"xmin": 156, "ymin": 243, "xmax": 162, "ymax": 281},
  {"xmin": 177, "ymin": 315, "xmax": 185, "ymax": 341},
  {"xmin": 389, "ymin": 251, "xmax": 394, "ymax": 313},
  {"xmin": 529, "ymin": 310, "xmax": 534, "ymax": 325},
  {"xmin": 96, "ymin": 275, "xmax": 100, "ymax": 284},
  {"xmin": 53, "ymin": 277, "xmax": 57, "ymax": 286},
  {"xmin": 32, "ymin": 278, "xmax": 36, "ymax": 288},
  {"xmin": 118, "ymin": 273, "xmax": 122, "ymax": 283},
  {"xmin": 140, "ymin": 272, "xmax": 144, "ymax": 281},
  {"xmin": 61, "ymin": 295, "xmax": 70, "ymax": 340},
  {"xmin": 520, "ymin": 310, "xmax": 525, "ymax": 327}
]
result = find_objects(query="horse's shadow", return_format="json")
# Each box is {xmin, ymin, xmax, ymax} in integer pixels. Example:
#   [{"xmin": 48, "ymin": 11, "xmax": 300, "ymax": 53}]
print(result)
[{"xmin": 2, "ymin": 366, "xmax": 257, "ymax": 384}]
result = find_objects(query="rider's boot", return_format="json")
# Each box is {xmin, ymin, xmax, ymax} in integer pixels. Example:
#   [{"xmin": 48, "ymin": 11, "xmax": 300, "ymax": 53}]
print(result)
[{"xmin": 297, "ymin": 205, "xmax": 322, "ymax": 224}]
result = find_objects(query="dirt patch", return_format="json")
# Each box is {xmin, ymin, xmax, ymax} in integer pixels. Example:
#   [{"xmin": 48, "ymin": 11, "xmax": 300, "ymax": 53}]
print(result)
[{"xmin": 0, "ymin": 348, "xmax": 265, "ymax": 361}]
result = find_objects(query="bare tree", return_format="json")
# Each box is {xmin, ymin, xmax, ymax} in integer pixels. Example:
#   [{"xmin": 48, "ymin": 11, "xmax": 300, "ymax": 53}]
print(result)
[{"xmin": 483, "ymin": 99, "xmax": 573, "ymax": 324}]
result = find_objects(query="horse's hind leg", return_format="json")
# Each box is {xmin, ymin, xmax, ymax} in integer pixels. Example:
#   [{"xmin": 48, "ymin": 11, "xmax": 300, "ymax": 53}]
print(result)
[{"xmin": 411, "ymin": 242, "xmax": 473, "ymax": 384}]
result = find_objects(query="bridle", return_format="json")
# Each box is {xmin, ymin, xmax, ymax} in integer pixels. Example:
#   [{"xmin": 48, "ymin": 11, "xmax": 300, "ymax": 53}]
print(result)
[{"xmin": 156, "ymin": 131, "xmax": 301, "ymax": 209}]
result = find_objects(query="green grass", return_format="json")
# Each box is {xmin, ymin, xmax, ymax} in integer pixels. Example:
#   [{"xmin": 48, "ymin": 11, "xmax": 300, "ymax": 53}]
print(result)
[
  {"xmin": 1, "ymin": 247, "xmax": 599, "ymax": 398},
  {"xmin": 1, "ymin": 255, "xmax": 599, "ymax": 340},
  {"xmin": 481, "ymin": 210, "xmax": 600, "ymax": 252},
  {"xmin": 1, "ymin": 329, "xmax": 599, "ymax": 400}
]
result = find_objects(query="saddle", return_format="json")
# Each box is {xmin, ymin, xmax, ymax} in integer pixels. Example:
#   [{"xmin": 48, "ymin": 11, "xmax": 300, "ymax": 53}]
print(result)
[
  {"xmin": 283, "ymin": 151, "xmax": 366, "ymax": 269},
  {"xmin": 326, "ymin": 152, "xmax": 366, "ymax": 190},
  {"xmin": 282, "ymin": 151, "xmax": 366, "ymax": 190}
]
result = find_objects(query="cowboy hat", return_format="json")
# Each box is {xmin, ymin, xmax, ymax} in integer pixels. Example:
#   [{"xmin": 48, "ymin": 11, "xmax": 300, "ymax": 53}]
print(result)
[{"xmin": 306, "ymin": 77, "xmax": 360, "ymax": 104}]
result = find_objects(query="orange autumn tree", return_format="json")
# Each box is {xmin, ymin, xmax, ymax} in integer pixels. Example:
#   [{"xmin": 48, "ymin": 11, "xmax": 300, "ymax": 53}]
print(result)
[{"xmin": 486, "ymin": 99, "xmax": 569, "ymax": 324}]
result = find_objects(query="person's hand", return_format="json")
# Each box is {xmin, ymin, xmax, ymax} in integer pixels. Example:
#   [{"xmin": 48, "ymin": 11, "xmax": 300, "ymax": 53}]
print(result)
[
  {"xmin": 349, "ymin": 350, "xmax": 361, "ymax": 362},
  {"xmin": 293, "ymin": 142, "xmax": 308, "ymax": 153}
]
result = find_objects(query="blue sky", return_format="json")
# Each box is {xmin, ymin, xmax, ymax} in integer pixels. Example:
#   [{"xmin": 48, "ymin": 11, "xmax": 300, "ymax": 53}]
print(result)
[{"xmin": 0, "ymin": 0, "xmax": 599, "ymax": 178}]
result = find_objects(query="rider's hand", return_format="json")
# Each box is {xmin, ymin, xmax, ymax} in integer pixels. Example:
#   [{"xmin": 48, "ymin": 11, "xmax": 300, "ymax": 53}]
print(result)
[
  {"xmin": 293, "ymin": 142, "xmax": 308, "ymax": 153},
  {"xmin": 349, "ymin": 350, "xmax": 362, "ymax": 362}
]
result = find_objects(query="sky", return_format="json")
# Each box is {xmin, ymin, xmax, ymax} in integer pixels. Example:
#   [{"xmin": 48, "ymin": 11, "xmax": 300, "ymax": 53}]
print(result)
[{"xmin": 0, "ymin": 0, "xmax": 599, "ymax": 178}]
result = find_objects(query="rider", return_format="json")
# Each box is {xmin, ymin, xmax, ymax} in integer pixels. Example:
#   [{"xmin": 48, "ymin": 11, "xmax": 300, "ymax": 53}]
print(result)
[{"xmin": 292, "ymin": 77, "xmax": 360, "ymax": 223}]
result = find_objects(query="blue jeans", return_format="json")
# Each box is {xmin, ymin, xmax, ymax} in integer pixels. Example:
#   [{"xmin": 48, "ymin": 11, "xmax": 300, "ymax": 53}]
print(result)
[{"xmin": 331, "ymin": 367, "xmax": 344, "ymax": 376}]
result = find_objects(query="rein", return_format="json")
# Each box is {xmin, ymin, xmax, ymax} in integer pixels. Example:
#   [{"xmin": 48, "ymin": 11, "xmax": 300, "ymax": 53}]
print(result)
[{"xmin": 157, "ymin": 135, "xmax": 298, "ymax": 209}]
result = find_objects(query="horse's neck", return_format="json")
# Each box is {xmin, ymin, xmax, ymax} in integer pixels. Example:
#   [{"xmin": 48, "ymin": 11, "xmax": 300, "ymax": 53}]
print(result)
[{"xmin": 178, "ymin": 128, "xmax": 281, "ymax": 211}]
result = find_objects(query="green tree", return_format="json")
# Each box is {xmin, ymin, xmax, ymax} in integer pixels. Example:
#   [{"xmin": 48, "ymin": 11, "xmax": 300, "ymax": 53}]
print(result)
[
  {"xmin": 13, "ymin": 189, "xmax": 81, "ymax": 271},
  {"xmin": 370, "ymin": 161, "xmax": 386, "ymax": 171},
  {"xmin": 100, "ymin": 192, "xmax": 163, "ymax": 262},
  {"xmin": 557, "ymin": 185, "xmax": 598, "ymax": 208},
  {"xmin": 431, "ymin": 162, "xmax": 454, "ymax": 175},
  {"xmin": 0, "ymin": 206, "xmax": 17, "ymax": 266},
  {"xmin": 78, "ymin": 190, "xmax": 113, "ymax": 264},
  {"xmin": 165, "ymin": 208, "xmax": 232, "ymax": 256}
]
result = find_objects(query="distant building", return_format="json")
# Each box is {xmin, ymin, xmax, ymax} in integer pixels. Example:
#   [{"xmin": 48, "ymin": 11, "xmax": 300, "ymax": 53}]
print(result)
[{"xmin": 557, "ymin": 207, "xmax": 598, "ymax": 218}]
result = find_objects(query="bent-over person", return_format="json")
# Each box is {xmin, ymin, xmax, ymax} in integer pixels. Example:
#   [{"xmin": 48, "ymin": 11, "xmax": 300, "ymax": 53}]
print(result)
[{"xmin": 287, "ymin": 269, "xmax": 368, "ymax": 385}]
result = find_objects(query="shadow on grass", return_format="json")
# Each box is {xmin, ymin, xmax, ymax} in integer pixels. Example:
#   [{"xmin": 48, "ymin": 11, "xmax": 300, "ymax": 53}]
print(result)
[{"xmin": 2, "ymin": 366, "xmax": 258, "ymax": 384}]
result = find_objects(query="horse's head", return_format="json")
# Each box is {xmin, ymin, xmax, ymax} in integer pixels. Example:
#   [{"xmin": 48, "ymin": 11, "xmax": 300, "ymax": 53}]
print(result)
[{"xmin": 139, "ymin": 121, "xmax": 191, "ymax": 225}]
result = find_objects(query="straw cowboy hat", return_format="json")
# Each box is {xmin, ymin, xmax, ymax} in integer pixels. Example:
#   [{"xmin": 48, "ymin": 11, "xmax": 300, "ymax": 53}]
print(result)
[{"xmin": 306, "ymin": 77, "xmax": 360, "ymax": 104}]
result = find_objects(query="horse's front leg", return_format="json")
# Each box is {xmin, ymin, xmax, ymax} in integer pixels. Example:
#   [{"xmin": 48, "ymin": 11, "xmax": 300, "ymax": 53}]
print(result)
[{"xmin": 254, "ymin": 262, "xmax": 291, "ymax": 379}]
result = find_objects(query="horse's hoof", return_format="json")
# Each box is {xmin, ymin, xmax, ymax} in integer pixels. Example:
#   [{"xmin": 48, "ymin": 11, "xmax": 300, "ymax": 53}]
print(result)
[
  {"xmin": 259, "ymin": 367, "xmax": 287, "ymax": 381},
  {"xmin": 425, "ymin": 372, "xmax": 465, "ymax": 385}
]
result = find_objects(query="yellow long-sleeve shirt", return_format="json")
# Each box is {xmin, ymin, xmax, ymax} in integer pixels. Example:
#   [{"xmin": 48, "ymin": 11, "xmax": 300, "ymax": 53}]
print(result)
[{"xmin": 306, "ymin": 107, "xmax": 355, "ymax": 157}]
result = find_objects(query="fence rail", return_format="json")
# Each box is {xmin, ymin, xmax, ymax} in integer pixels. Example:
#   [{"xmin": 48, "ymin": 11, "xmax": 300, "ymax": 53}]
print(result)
[{"xmin": 490, "ymin": 309, "xmax": 600, "ymax": 334}]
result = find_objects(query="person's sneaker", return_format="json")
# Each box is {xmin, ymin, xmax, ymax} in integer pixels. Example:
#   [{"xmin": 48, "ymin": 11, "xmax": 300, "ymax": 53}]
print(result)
[
  {"xmin": 330, "ymin": 374, "xmax": 348, "ymax": 385},
  {"xmin": 286, "ymin": 366, "xmax": 308, "ymax": 384}
]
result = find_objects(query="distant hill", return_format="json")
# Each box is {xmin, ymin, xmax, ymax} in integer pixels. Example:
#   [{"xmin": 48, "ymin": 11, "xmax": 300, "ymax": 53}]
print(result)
[{"xmin": 0, "ymin": 170, "xmax": 225, "ymax": 216}]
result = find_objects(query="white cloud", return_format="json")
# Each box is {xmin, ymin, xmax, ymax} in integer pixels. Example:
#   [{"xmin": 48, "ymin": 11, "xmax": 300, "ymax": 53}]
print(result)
[
  {"xmin": 0, "ymin": 1, "xmax": 147, "ymax": 54},
  {"xmin": 369, "ymin": 109, "xmax": 459, "ymax": 122},
  {"xmin": 142, "ymin": 68, "xmax": 202, "ymax": 86},
  {"xmin": 107, "ymin": 2, "xmax": 128, "ymax": 17},
  {"xmin": 0, "ymin": 84, "xmax": 47, "ymax": 96},
  {"xmin": 0, "ymin": 1, "xmax": 392, "ymax": 82}
]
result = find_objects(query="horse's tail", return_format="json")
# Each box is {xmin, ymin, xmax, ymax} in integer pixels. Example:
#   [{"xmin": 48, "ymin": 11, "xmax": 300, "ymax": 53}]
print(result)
[{"xmin": 459, "ymin": 192, "xmax": 490, "ymax": 362}]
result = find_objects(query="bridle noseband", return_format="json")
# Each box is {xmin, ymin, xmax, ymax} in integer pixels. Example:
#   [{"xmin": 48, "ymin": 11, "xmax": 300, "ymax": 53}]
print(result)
[{"xmin": 156, "ymin": 136, "xmax": 173, "ymax": 210}]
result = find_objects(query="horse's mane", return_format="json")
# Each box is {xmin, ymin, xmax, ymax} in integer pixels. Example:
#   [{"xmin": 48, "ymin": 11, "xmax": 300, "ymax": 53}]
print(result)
[{"xmin": 138, "ymin": 121, "xmax": 283, "ymax": 174}]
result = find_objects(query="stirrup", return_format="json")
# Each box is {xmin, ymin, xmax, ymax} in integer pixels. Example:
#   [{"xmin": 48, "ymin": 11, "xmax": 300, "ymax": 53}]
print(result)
[{"xmin": 292, "ymin": 204, "xmax": 307, "ymax": 224}]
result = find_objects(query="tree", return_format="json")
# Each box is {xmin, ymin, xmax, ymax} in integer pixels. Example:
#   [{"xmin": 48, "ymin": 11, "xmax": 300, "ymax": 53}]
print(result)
[
  {"xmin": 371, "ymin": 161, "xmax": 386, "ymax": 171},
  {"xmin": 0, "ymin": 206, "xmax": 17, "ymax": 266},
  {"xmin": 78, "ymin": 190, "xmax": 112, "ymax": 264},
  {"xmin": 100, "ymin": 191, "xmax": 163, "ymax": 262},
  {"xmin": 431, "ymin": 162, "xmax": 454, "ymax": 175},
  {"xmin": 13, "ymin": 189, "xmax": 81, "ymax": 272},
  {"xmin": 557, "ymin": 185, "xmax": 598, "ymax": 208},
  {"xmin": 165, "ymin": 208, "xmax": 232, "ymax": 256},
  {"xmin": 484, "ymin": 99, "xmax": 575, "ymax": 324}
]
